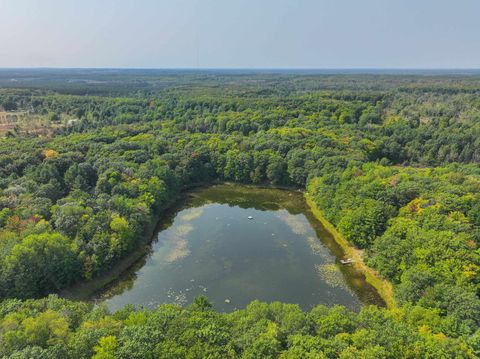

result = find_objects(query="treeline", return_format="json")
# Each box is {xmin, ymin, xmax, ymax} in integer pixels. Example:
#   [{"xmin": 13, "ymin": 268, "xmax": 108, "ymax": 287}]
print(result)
[
  {"xmin": 308, "ymin": 163, "xmax": 480, "ymax": 333},
  {"xmin": 0, "ymin": 118, "xmax": 351, "ymax": 299},
  {"xmin": 1, "ymin": 84, "xmax": 479, "ymax": 165},
  {"xmin": 0, "ymin": 295, "xmax": 478, "ymax": 358}
]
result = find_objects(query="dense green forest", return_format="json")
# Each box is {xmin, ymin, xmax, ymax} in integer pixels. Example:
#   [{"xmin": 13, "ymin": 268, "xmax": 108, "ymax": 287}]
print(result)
[
  {"xmin": 0, "ymin": 70, "xmax": 479, "ymax": 357},
  {"xmin": 1, "ymin": 295, "xmax": 478, "ymax": 358}
]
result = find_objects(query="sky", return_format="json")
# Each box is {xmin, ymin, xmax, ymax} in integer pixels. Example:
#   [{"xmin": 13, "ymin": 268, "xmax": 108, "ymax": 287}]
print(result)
[{"xmin": 0, "ymin": 0, "xmax": 479, "ymax": 69}]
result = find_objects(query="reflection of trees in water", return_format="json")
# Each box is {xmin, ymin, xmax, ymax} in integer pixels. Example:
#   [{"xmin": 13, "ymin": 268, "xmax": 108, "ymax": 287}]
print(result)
[
  {"xmin": 189, "ymin": 184, "xmax": 304, "ymax": 213},
  {"xmin": 93, "ymin": 184, "xmax": 385, "ymax": 308},
  {"xmin": 95, "ymin": 273, "xmax": 137, "ymax": 301}
]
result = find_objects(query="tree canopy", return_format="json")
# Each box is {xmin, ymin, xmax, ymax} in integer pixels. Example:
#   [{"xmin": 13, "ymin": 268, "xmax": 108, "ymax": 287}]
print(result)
[{"xmin": 0, "ymin": 71, "xmax": 479, "ymax": 357}]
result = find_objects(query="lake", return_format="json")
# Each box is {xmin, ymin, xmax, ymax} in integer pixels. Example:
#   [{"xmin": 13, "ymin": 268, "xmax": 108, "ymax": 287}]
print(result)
[{"xmin": 91, "ymin": 184, "xmax": 384, "ymax": 312}]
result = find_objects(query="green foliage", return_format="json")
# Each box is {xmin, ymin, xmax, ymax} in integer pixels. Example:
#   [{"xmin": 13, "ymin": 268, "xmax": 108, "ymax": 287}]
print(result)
[
  {"xmin": 337, "ymin": 199, "xmax": 395, "ymax": 248},
  {"xmin": 93, "ymin": 335, "xmax": 118, "ymax": 359},
  {"xmin": 0, "ymin": 297, "xmax": 477, "ymax": 358},
  {"xmin": 309, "ymin": 163, "xmax": 480, "ymax": 332},
  {"xmin": 1, "ymin": 72, "xmax": 480, "ymax": 356},
  {"xmin": 2, "ymin": 233, "xmax": 81, "ymax": 298}
]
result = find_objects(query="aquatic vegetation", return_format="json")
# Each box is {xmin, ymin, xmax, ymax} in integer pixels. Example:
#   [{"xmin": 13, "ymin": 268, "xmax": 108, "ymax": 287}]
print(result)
[
  {"xmin": 88, "ymin": 185, "xmax": 380, "ymax": 313},
  {"xmin": 307, "ymin": 236, "xmax": 331, "ymax": 261},
  {"xmin": 315, "ymin": 263, "xmax": 349, "ymax": 290}
]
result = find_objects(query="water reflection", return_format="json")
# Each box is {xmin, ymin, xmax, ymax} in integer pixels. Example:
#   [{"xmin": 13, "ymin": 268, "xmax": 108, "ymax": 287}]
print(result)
[{"xmin": 91, "ymin": 184, "xmax": 385, "ymax": 312}]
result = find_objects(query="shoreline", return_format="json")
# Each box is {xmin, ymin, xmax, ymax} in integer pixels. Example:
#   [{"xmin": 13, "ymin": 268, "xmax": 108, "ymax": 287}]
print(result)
[
  {"xmin": 304, "ymin": 193, "xmax": 396, "ymax": 309},
  {"xmin": 61, "ymin": 183, "xmax": 394, "ymax": 309},
  {"xmin": 59, "ymin": 191, "xmax": 191, "ymax": 301},
  {"xmin": 59, "ymin": 244, "xmax": 151, "ymax": 301}
]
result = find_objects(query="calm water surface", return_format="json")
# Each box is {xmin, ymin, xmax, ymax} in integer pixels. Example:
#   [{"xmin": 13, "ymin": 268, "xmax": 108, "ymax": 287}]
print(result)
[{"xmin": 93, "ymin": 184, "xmax": 384, "ymax": 312}]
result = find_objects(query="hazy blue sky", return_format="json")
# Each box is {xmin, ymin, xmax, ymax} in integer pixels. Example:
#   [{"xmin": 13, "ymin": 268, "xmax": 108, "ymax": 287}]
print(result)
[{"xmin": 1, "ymin": 0, "xmax": 479, "ymax": 68}]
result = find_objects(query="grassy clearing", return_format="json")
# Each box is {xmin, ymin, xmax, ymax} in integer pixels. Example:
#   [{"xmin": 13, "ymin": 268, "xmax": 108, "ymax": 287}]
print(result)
[
  {"xmin": 305, "ymin": 193, "xmax": 396, "ymax": 309},
  {"xmin": 0, "ymin": 111, "xmax": 73, "ymax": 137}
]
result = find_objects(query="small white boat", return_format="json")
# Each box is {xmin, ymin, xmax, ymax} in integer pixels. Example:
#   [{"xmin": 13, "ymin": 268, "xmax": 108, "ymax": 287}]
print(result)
[
  {"xmin": 340, "ymin": 258, "xmax": 355, "ymax": 265},
  {"xmin": 247, "ymin": 216, "xmax": 253, "ymax": 220}
]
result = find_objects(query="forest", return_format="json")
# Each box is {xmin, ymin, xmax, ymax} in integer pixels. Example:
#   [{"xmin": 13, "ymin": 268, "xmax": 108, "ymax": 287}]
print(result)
[{"xmin": 0, "ymin": 70, "xmax": 479, "ymax": 358}]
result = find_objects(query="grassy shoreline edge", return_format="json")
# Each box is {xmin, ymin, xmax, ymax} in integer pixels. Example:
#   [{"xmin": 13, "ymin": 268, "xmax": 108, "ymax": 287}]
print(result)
[{"xmin": 305, "ymin": 193, "xmax": 397, "ymax": 309}]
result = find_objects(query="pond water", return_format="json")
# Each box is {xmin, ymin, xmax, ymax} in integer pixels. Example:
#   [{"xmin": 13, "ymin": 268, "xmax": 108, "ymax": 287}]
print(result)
[{"xmin": 92, "ymin": 184, "xmax": 384, "ymax": 312}]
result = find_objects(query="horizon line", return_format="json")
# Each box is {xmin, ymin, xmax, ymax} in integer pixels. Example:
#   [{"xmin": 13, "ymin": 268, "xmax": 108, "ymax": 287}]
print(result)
[{"xmin": 1, "ymin": 67, "xmax": 480, "ymax": 71}]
